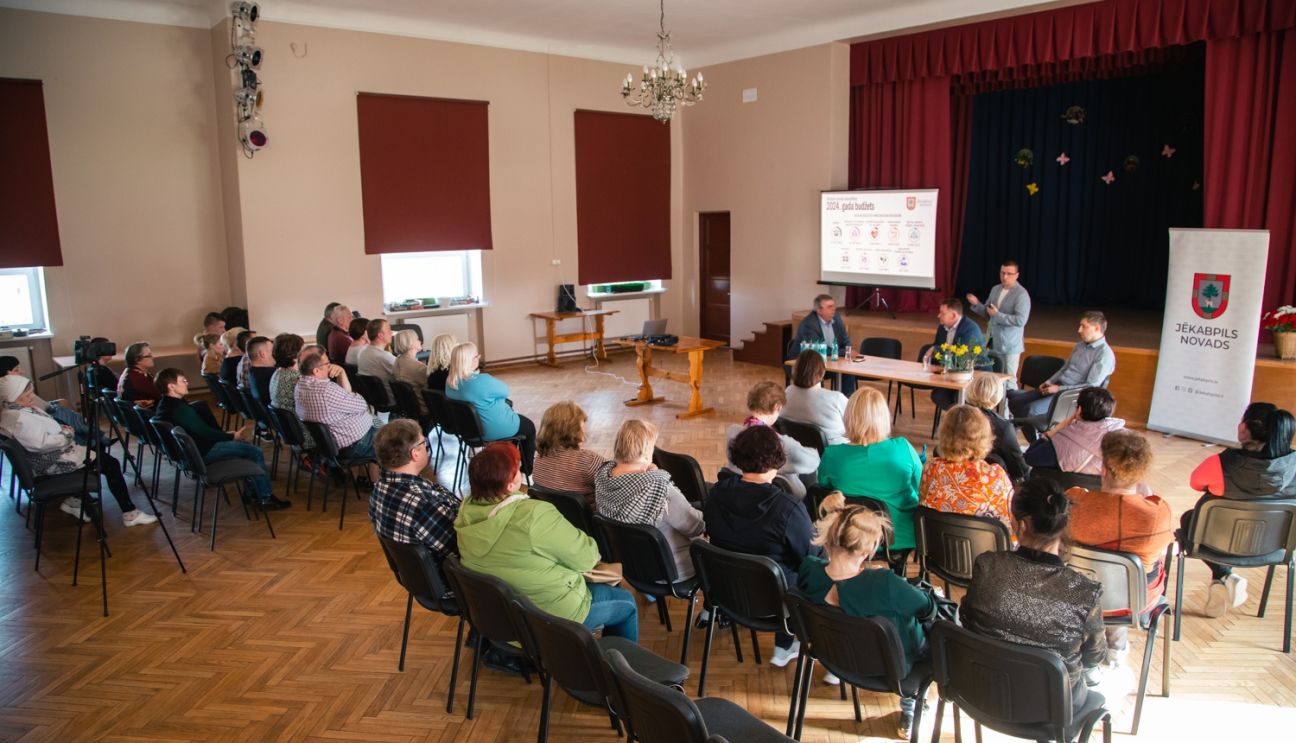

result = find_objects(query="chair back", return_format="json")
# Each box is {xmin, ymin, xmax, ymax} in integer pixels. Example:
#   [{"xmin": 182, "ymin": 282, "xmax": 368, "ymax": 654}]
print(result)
[
  {"xmin": 354, "ymin": 374, "xmax": 395, "ymax": 410},
  {"xmin": 860, "ymin": 337, "xmax": 902, "ymax": 360},
  {"xmin": 651, "ymin": 447, "xmax": 708, "ymax": 506},
  {"xmin": 1029, "ymin": 466, "xmax": 1102, "ymax": 492},
  {"xmin": 148, "ymin": 419, "xmax": 185, "ymax": 469},
  {"xmin": 203, "ymin": 373, "xmax": 234, "ymax": 413},
  {"xmin": 773, "ymin": 418, "xmax": 826, "ymax": 455},
  {"xmin": 375, "ymin": 533, "xmax": 457, "ymax": 615},
  {"xmin": 690, "ymin": 540, "xmax": 789, "ymax": 634},
  {"xmin": 784, "ymin": 591, "xmax": 908, "ymax": 695},
  {"xmin": 929, "ymin": 620, "xmax": 1078, "ymax": 738},
  {"xmin": 603, "ymin": 649, "xmax": 710, "ymax": 743},
  {"xmin": 113, "ymin": 397, "xmax": 149, "ymax": 438},
  {"xmin": 390, "ymin": 323, "xmax": 423, "ymax": 343},
  {"xmin": 916, "ymin": 506, "xmax": 1013, "ymax": 588},
  {"xmin": 528, "ymin": 484, "xmax": 595, "ymax": 535},
  {"xmin": 1048, "ymin": 387, "xmax": 1085, "ymax": 428},
  {"xmin": 441, "ymin": 556, "xmax": 526, "ymax": 647},
  {"xmin": 390, "ymin": 380, "xmax": 426, "ymax": 422},
  {"xmin": 0, "ymin": 436, "xmax": 38, "ymax": 491},
  {"xmin": 1066, "ymin": 544, "xmax": 1148, "ymax": 620},
  {"xmin": 134, "ymin": 406, "xmax": 166, "ymax": 451},
  {"xmin": 448, "ymin": 399, "xmax": 487, "ymax": 445},
  {"xmin": 1019, "ymin": 355, "xmax": 1066, "ymax": 390},
  {"xmin": 511, "ymin": 593, "xmax": 611, "ymax": 706},
  {"xmin": 1185, "ymin": 498, "xmax": 1296, "ymax": 564},
  {"xmin": 302, "ymin": 420, "xmax": 342, "ymax": 459},
  {"xmin": 594, "ymin": 515, "xmax": 684, "ymax": 592},
  {"xmin": 219, "ymin": 380, "xmax": 251, "ymax": 419},
  {"xmin": 269, "ymin": 407, "xmax": 307, "ymax": 449},
  {"xmin": 423, "ymin": 389, "xmax": 457, "ymax": 437},
  {"xmin": 168, "ymin": 427, "xmax": 209, "ymax": 479}
]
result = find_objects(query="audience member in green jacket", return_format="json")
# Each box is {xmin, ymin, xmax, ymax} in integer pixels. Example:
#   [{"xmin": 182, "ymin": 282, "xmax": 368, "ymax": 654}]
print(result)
[{"xmin": 455, "ymin": 442, "xmax": 639, "ymax": 640}]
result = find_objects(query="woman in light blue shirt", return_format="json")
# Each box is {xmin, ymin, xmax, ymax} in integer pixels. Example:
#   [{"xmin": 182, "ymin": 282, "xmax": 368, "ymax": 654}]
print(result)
[{"xmin": 446, "ymin": 341, "xmax": 537, "ymax": 473}]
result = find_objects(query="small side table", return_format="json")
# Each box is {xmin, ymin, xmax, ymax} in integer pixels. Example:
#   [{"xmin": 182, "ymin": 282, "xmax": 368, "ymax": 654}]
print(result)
[{"xmin": 529, "ymin": 309, "xmax": 620, "ymax": 367}]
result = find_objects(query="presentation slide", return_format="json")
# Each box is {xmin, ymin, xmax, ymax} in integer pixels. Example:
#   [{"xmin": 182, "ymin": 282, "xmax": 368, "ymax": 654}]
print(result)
[{"xmin": 819, "ymin": 189, "xmax": 939, "ymax": 290}]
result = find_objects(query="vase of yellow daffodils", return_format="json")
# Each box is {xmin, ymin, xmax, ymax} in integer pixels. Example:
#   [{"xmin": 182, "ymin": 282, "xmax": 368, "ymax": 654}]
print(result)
[{"xmin": 932, "ymin": 342, "xmax": 984, "ymax": 381}]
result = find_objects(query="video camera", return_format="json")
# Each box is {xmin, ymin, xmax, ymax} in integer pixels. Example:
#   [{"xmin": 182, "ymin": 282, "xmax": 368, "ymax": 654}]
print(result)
[{"xmin": 73, "ymin": 336, "xmax": 117, "ymax": 366}]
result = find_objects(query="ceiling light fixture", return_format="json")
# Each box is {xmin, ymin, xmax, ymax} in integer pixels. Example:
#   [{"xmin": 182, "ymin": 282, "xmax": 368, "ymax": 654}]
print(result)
[{"xmin": 621, "ymin": 0, "xmax": 705, "ymax": 123}]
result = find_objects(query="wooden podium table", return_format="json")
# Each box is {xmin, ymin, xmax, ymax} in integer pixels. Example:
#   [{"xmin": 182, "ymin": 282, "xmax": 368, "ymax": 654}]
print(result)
[
  {"xmin": 529, "ymin": 309, "xmax": 619, "ymax": 367},
  {"xmin": 611, "ymin": 336, "xmax": 726, "ymax": 419},
  {"xmin": 787, "ymin": 354, "xmax": 1012, "ymax": 410}
]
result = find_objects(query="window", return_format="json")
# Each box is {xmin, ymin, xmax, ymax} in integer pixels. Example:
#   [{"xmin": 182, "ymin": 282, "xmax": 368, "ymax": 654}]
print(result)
[
  {"xmin": 380, "ymin": 251, "xmax": 483, "ymax": 311},
  {"xmin": 0, "ymin": 267, "xmax": 49, "ymax": 332}
]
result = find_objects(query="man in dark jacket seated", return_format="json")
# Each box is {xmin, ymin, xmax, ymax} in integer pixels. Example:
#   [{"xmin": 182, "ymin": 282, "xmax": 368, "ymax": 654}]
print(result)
[
  {"xmin": 152, "ymin": 368, "xmax": 289, "ymax": 510},
  {"xmin": 789, "ymin": 294, "xmax": 854, "ymax": 394},
  {"xmin": 923, "ymin": 297, "xmax": 985, "ymax": 410}
]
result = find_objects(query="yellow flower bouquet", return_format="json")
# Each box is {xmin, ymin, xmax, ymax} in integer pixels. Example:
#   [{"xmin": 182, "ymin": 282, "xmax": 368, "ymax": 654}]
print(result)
[{"xmin": 932, "ymin": 342, "xmax": 986, "ymax": 373}]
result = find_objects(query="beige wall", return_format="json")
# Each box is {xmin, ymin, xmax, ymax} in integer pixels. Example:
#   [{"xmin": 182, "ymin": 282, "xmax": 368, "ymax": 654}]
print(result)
[
  {"xmin": 218, "ymin": 20, "xmax": 686, "ymax": 361},
  {"xmin": 0, "ymin": 8, "xmax": 232, "ymax": 354},
  {"xmin": 682, "ymin": 43, "xmax": 851, "ymax": 347}
]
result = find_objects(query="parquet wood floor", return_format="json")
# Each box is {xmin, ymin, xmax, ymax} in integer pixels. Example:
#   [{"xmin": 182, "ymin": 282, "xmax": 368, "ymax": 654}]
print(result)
[{"xmin": 1, "ymin": 350, "xmax": 1293, "ymax": 742}]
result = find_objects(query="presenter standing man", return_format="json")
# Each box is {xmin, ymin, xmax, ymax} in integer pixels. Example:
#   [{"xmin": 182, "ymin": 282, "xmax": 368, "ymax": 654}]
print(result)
[
  {"xmin": 790, "ymin": 294, "xmax": 855, "ymax": 395},
  {"xmin": 967, "ymin": 260, "xmax": 1031, "ymax": 387}
]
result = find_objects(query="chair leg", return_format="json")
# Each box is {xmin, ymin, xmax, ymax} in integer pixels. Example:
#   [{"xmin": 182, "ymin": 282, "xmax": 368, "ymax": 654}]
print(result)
[
  {"xmin": 786, "ymin": 650, "xmax": 805, "ymax": 737},
  {"xmin": 656, "ymin": 596, "xmax": 671, "ymax": 629},
  {"xmin": 973, "ymin": 721, "xmax": 983, "ymax": 743},
  {"xmin": 1131, "ymin": 617, "xmax": 1160, "ymax": 735},
  {"xmin": 33, "ymin": 503, "xmax": 46, "ymax": 571},
  {"xmin": 466, "ymin": 630, "xmax": 485, "ymax": 720},
  {"xmin": 1103, "ymin": 713, "xmax": 1113, "ymax": 743},
  {"xmin": 793, "ymin": 658, "xmax": 813, "ymax": 740},
  {"xmin": 398, "ymin": 593, "xmax": 413, "ymax": 672},
  {"xmin": 1162, "ymin": 605, "xmax": 1173, "ymax": 696},
  {"xmin": 447, "ymin": 616, "xmax": 465, "ymax": 714},
  {"xmin": 851, "ymin": 685, "xmax": 861, "ymax": 722},
  {"xmin": 680, "ymin": 593, "xmax": 697, "ymax": 665},
  {"xmin": 1284, "ymin": 562, "xmax": 1294, "ymax": 654},
  {"xmin": 1173, "ymin": 551, "xmax": 1185, "ymax": 641},
  {"xmin": 909, "ymin": 686, "xmax": 928, "ymax": 743},
  {"xmin": 750, "ymin": 628, "xmax": 762, "ymax": 665},
  {"xmin": 928, "ymin": 698, "xmax": 945, "ymax": 743},
  {"xmin": 260, "ymin": 496, "xmax": 276, "ymax": 539},
  {"xmin": 536, "ymin": 673, "xmax": 553, "ymax": 743},
  {"xmin": 697, "ymin": 606, "xmax": 716, "ymax": 697},
  {"xmin": 1259, "ymin": 564, "xmax": 1276, "ymax": 617},
  {"xmin": 730, "ymin": 617, "xmax": 744, "ymax": 663}
]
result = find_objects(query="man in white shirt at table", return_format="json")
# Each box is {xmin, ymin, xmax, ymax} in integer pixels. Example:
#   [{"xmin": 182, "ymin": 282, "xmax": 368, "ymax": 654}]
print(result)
[{"xmin": 967, "ymin": 260, "xmax": 1032, "ymax": 387}]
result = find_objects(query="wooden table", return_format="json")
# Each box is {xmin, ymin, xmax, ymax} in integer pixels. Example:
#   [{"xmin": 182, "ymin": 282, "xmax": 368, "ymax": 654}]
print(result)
[
  {"xmin": 529, "ymin": 309, "xmax": 619, "ymax": 367},
  {"xmin": 611, "ymin": 336, "xmax": 726, "ymax": 419},
  {"xmin": 53, "ymin": 342, "xmax": 204, "ymax": 400},
  {"xmin": 788, "ymin": 355, "xmax": 1012, "ymax": 410}
]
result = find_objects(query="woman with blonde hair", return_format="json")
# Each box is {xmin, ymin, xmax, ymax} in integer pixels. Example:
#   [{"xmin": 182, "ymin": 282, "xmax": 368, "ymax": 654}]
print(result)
[
  {"xmin": 920, "ymin": 404, "xmax": 1014, "ymax": 531},
  {"xmin": 594, "ymin": 419, "xmax": 704, "ymax": 579},
  {"xmin": 390, "ymin": 329, "xmax": 429, "ymax": 415},
  {"xmin": 797, "ymin": 491, "xmax": 936, "ymax": 736},
  {"xmin": 817, "ymin": 387, "xmax": 923, "ymax": 553},
  {"xmin": 445, "ymin": 341, "xmax": 537, "ymax": 473},
  {"xmin": 964, "ymin": 372, "xmax": 1028, "ymax": 481},
  {"xmin": 425, "ymin": 333, "xmax": 457, "ymax": 392},
  {"xmin": 533, "ymin": 401, "xmax": 607, "ymax": 502}
]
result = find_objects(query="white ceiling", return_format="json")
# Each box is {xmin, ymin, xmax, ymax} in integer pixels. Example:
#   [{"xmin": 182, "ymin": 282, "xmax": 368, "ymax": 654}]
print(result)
[{"xmin": 3, "ymin": 0, "xmax": 1082, "ymax": 67}]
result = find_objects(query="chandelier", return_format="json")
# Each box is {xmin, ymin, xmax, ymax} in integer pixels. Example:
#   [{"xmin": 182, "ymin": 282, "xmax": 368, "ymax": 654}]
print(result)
[{"xmin": 621, "ymin": 0, "xmax": 706, "ymax": 122}]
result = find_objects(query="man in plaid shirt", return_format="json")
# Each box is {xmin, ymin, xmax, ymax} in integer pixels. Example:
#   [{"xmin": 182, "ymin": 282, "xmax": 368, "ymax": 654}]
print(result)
[
  {"xmin": 370, "ymin": 419, "xmax": 459, "ymax": 573},
  {"xmin": 295, "ymin": 350, "xmax": 381, "ymax": 480}
]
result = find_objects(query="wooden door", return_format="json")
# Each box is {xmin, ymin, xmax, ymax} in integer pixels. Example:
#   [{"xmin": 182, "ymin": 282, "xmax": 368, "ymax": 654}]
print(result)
[{"xmin": 699, "ymin": 212, "xmax": 731, "ymax": 344}]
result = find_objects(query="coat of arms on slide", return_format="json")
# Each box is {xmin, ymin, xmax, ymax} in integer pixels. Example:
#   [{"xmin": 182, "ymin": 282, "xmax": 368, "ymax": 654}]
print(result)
[
  {"xmin": 905, "ymin": 196, "xmax": 916, "ymax": 210},
  {"xmin": 1192, "ymin": 273, "xmax": 1230, "ymax": 319}
]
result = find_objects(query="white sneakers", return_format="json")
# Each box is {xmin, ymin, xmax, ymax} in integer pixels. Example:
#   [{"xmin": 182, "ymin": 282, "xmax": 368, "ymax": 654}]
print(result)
[
  {"xmin": 769, "ymin": 640, "xmax": 800, "ymax": 668},
  {"xmin": 1203, "ymin": 574, "xmax": 1248, "ymax": 618},
  {"xmin": 122, "ymin": 510, "xmax": 159, "ymax": 527},
  {"xmin": 59, "ymin": 498, "xmax": 93, "ymax": 522},
  {"xmin": 823, "ymin": 671, "xmax": 840, "ymax": 685}
]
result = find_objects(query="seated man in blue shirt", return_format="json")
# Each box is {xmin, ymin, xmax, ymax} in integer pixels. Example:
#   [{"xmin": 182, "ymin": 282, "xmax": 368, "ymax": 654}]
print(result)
[
  {"xmin": 923, "ymin": 297, "xmax": 984, "ymax": 410},
  {"xmin": 1007, "ymin": 310, "xmax": 1116, "ymax": 441},
  {"xmin": 789, "ymin": 294, "xmax": 855, "ymax": 395}
]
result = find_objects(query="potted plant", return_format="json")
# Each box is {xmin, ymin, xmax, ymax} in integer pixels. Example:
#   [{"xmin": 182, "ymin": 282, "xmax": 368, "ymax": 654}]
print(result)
[
  {"xmin": 932, "ymin": 342, "xmax": 985, "ymax": 381},
  {"xmin": 1262, "ymin": 305, "xmax": 1296, "ymax": 359}
]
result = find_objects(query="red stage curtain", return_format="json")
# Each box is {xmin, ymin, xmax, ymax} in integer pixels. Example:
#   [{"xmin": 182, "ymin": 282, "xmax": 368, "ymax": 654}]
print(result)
[
  {"xmin": 0, "ymin": 78, "xmax": 62, "ymax": 268},
  {"xmin": 355, "ymin": 94, "xmax": 492, "ymax": 254},
  {"xmin": 1204, "ymin": 28, "xmax": 1296, "ymax": 310}
]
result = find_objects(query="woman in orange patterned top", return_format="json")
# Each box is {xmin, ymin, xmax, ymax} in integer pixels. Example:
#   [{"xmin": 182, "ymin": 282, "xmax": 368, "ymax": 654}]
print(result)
[{"xmin": 919, "ymin": 404, "xmax": 1014, "ymax": 531}]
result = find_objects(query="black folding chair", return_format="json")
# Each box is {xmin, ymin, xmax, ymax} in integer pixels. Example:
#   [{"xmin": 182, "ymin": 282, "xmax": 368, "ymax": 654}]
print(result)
[
  {"xmin": 858, "ymin": 337, "xmax": 903, "ymax": 401},
  {"xmin": 203, "ymin": 373, "xmax": 235, "ymax": 429},
  {"xmin": 527, "ymin": 484, "xmax": 609, "ymax": 560},
  {"xmin": 784, "ymin": 591, "xmax": 934, "ymax": 742},
  {"xmin": 1029, "ymin": 466, "xmax": 1103, "ymax": 492},
  {"xmin": 440, "ymin": 556, "xmax": 534, "ymax": 720},
  {"xmin": 689, "ymin": 540, "xmax": 792, "ymax": 698},
  {"xmin": 915, "ymin": 506, "xmax": 1012, "ymax": 592},
  {"xmin": 422, "ymin": 388, "xmax": 456, "ymax": 472},
  {"xmin": 603, "ymin": 649, "xmax": 795, "ymax": 743},
  {"xmin": 928, "ymin": 620, "xmax": 1113, "ymax": 743},
  {"xmin": 301, "ymin": 420, "xmax": 374, "ymax": 530},
  {"xmin": 652, "ymin": 447, "xmax": 710, "ymax": 508},
  {"xmin": 390, "ymin": 379, "xmax": 431, "ymax": 430},
  {"xmin": 1174, "ymin": 498, "xmax": 1296, "ymax": 653},
  {"xmin": 773, "ymin": 418, "xmax": 826, "ymax": 455},
  {"xmin": 1068, "ymin": 544, "xmax": 1173, "ymax": 734},
  {"xmin": 447, "ymin": 398, "xmax": 526, "ymax": 492},
  {"xmin": 374, "ymin": 534, "xmax": 465, "ymax": 713},
  {"xmin": 594, "ymin": 515, "xmax": 703, "ymax": 665},
  {"xmin": 267, "ymin": 407, "xmax": 316, "ymax": 500},
  {"xmin": 169, "ymin": 427, "xmax": 275, "ymax": 550}
]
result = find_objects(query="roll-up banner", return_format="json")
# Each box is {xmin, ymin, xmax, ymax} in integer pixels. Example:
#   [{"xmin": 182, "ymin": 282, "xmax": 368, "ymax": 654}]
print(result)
[{"xmin": 1148, "ymin": 229, "xmax": 1270, "ymax": 444}]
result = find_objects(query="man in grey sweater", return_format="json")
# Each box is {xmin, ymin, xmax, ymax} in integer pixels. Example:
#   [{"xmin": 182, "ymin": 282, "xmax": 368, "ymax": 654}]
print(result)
[
  {"xmin": 1007, "ymin": 310, "xmax": 1116, "ymax": 441},
  {"xmin": 967, "ymin": 260, "xmax": 1032, "ymax": 386}
]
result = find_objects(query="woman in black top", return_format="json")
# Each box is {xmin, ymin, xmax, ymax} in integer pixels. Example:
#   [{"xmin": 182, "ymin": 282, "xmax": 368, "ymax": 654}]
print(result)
[
  {"xmin": 704, "ymin": 425, "xmax": 818, "ymax": 668},
  {"xmin": 964, "ymin": 372, "xmax": 1028, "ymax": 481},
  {"xmin": 961, "ymin": 478, "xmax": 1106, "ymax": 710}
]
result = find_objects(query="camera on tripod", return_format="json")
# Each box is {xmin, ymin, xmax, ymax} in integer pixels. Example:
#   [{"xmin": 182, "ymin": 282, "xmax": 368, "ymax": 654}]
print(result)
[{"xmin": 73, "ymin": 336, "xmax": 117, "ymax": 366}]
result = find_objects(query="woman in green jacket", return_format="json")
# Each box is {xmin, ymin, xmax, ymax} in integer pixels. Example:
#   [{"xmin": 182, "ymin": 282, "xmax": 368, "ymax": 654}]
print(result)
[
  {"xmin": 818, "ymin": 387, "xmax": 923, "ymax": 551},
  {"xmin": 455, "ymin": 442, "xmax": 639, "ymax": 640}
]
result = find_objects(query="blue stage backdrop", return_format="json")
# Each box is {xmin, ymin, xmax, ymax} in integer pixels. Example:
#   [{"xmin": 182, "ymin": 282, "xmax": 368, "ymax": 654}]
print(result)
[{"xmin": 956, "ymin": 44, "xmax": 1205, "ymax": 309}]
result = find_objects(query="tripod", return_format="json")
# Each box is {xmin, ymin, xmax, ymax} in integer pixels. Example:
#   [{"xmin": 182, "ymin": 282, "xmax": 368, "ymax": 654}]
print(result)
[{"xmin": 853, "ymin": 286, "xmax": 896, "ymax": 318}]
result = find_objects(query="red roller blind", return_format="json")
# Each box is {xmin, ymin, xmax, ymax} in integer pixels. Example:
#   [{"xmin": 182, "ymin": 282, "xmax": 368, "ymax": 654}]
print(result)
[
  {"xmin": 356, "ymin": 93, "xmax": 492, "ymax": 253},
  {"xmin": 574, "ymin": 110, "xmax": 671, "ymax": 285},
  {"xmin": 0, "ymin": 78, "xmax": 62, "ymax": 268}
]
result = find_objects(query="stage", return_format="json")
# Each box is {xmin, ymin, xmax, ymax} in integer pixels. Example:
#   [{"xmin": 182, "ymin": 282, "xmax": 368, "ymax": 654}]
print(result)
[{"xmin": 789, "ymin": 306, "xmax": 1296, "ymax": 427}]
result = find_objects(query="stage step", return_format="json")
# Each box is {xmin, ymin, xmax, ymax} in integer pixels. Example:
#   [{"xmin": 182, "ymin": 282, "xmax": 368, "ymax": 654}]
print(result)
[{"xmin": 733, "ymin": 319, "xmax": 792, "ymax": 368}]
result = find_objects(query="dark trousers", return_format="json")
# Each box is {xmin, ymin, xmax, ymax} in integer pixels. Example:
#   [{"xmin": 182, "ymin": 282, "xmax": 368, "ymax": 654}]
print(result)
[
  {"xmin": 516, "ymin": 414, "xmax": 537, "ymax": 475},
  {"xmin": 92, "ymin": 455, "xmax": 137, "ymax": 513},
  {"xmin": 835, "ymin": 373, "xmax": 857, "ymax": 397},
  {"xmin": 1179, "ymin": 493, "xmax": 1233, "ymax": 580}
]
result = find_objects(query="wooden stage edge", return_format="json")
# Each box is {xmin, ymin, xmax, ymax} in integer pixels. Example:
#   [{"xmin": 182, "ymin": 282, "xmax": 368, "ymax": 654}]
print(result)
[{"xmin": 791, "ymin": 307, "xmax": 1296, "ymax": 427}]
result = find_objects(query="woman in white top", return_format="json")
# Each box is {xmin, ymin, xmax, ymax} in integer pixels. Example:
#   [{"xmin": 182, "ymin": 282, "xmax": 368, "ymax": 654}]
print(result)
[{"xmin": 782, "ymin": 349, "xmax": 849, "ymax": 445}]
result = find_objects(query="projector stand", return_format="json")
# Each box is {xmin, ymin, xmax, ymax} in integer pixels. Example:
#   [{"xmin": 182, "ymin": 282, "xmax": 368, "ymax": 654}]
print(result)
[{"xmin": 855, "ymin": 287, "xmax": 896, "ymax": 318}]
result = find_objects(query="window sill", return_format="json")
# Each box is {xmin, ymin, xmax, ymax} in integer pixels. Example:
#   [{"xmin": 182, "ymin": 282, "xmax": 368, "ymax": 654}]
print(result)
[
  {"xmin": 587, "ymin": 288, "xmax": 667, "ymax": 301},
  {"xmin": 386, "ymin": 302, "xmax": 489, "ymax": 319}
]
